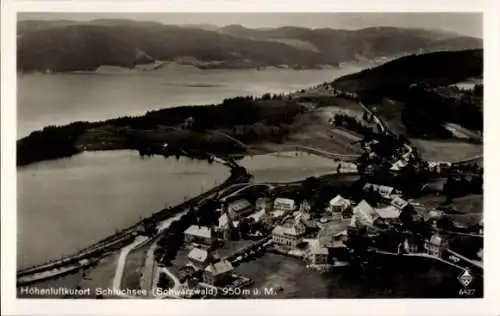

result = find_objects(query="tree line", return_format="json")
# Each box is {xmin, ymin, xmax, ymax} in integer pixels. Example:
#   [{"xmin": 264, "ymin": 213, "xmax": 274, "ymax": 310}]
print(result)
[{"xmin": 17, "ymin": 96, "xmax": 304, "ymax": 166}]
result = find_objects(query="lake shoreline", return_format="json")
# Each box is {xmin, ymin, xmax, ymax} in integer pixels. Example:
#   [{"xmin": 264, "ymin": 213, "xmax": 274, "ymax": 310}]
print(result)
[{"xmin": 17, "ymin": 151, "xmax": 242, "ymax": 270}]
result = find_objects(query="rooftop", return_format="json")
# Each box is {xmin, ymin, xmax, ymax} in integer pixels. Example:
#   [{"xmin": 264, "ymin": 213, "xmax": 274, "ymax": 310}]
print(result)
[
  {"xmin": 184, "ymin": 225, "xmax": 213, "ymax": 239},
  {"xmin": 353, "ymin": 200, "xmax": 379, "ymax": 225},
  {"xmin": 307, "ymin": 239, "xmax": 329, "ymax": 255},
  {"xmin": 247, "ymin": 209, "xmax": 266, "ymax": 222},
  {"xmin": 429, "ymin": 233, "xmax": 448, "ymax": 246},
  {"xmin": 375, "ymin": 206, "xmax": 401, "ymax": 219},
  {"xmin": 228, "ymin": 199, "xmax": 252, "ymax": 213},
  {"xmin": 363, "ymin": 183, "xmax": 394, "ymax": 195},
  {"xmin": 188, "ymin": 248, "xmax": 210, "ymax": 263},
  {"xmin": 272, "ymin": 223, "xmax": 304, "ymax": 237},
  {"xmin": 205, "ymin": 260, "xmax": 233, "ymax": 276},
  {"xmin": 274, "ymin": 198, "xmax": 296, "ymax": 208},
  {"xmin": 329, "ymin": 194, "xmax": 350, "ymax": 207}
]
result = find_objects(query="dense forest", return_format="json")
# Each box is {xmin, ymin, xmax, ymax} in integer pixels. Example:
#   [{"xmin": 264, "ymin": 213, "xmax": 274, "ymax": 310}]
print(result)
[
  {"xmin": 17, "ymin": 96, "xmax": 304, "ymax": 166},
  {"xmin": 332, "ymin": 49, "xmax": 482, "ymax": 98},
  {"xmin": 17, "ymin": 20, "xmax": 482, "ymax": 72},
  {"xmin": 332, "ymin": 49, "xmax": 483, "ymax": 138}
]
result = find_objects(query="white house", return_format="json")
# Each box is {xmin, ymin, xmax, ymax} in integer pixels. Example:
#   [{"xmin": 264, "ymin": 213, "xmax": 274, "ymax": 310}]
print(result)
[
  {"xmin": 273, "ymin": 198, "xmax": 296, "ymax": 212},
  {"xmin": 203, "ymin": 260, "xmax": 234, "ymax": 286},
  {"xmin": 217, "ymin": 213, "xmax": 239, "ymax": 240},
  {"xmin": 187, "ymin": 248, "xmax": 213, "ymax": 270},
  {"xmin": 353, "ymin": 200, "xmax": 379, "ymax": 226},
  {"xmin": 328, "ymin": 195, "xmax": 351, "ymax": 216},
  {"xmin": 306, "ymin": 239, "xmax": 329, "ymax": 265},
  {"xmin": 375, "ymin": 206, "xmax": 401, "ymax": 220},
  {"xmin": 424, "ymin": 233, "xmax": 448, "ymax": 257},
  {"xmin": 272, "ymin": 218, "xmax": 306, "ymax": 248},
  {"xmin": 247, "ymin": 209, "xmax": 267, "ymax": 223},
  {"xmin": 363, "ymin": 183, "xmax": 395, "ymax": 198},
  {"xmin": 378, "ymin": 185, "xmax": 395, "ymax": 198},
  {"xmin": 184, "ymin": 225, "xmax": 215, "ymax": 246}
]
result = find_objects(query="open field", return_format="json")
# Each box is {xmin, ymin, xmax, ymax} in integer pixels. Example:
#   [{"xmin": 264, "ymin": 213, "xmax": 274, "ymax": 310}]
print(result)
[
  {"xmin": 411, "ymin": 139, "xmax": 483, "ymax": 162},
  {"xmin": 416, "ymin": 194, "xmax": 482, "ymax": 212},
  {"xmin": 282, "ymin": 109, "xmax": 364, "ymax": 156},
  {"xmin": 415, "ymin": 194, "xmax": 483, "ymax": 226},
  {"xmin": 121, "ymin": 245, "xmax": 150, "ymax": 290},
  {"xmin": 79, "ymin": 253, "xmax": 120, "ymax": 296},
  {"xmin": 233, "ymin": 250, "xmax": 476, "ymax": 298}
]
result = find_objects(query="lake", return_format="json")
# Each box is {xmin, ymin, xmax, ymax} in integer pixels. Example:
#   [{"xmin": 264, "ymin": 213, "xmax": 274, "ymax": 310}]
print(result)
[
  {"xmin": 17, "ymin": 63, "xmax": 365, "ymax": 138},
  {"xmin": 17, "ymin": 150, "xmax": 229, "ymax": 269},
  {"xmin": 239, "ymin": 151, "xmax": 343, "ymax": 183},
  {"xmin": 17, "ymin": 150, "xmax": 345, "ymax": 269}
]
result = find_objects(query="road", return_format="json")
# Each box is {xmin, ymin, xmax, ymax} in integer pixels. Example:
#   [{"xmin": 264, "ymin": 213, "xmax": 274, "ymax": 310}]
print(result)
[
  {"xmin": 220, "ymin": 183, "xmax": 274, "ymax": 202},
  {"xmin": 152, "ymin": 267, "xmax": 183, "ymax": 299},
  {"xmin": 141, "ymin": 210, "xmax": 188, "ymax": 298},
  {"xmin": 374, "ymin": 250, "xmax": 469, "ymax": 272},
  {"xmin": 112, "ymin": 235, "xmax": 149, "ymax": 299},
  {"xmin": 112, "ymin": 207, "xmax": 192, "ymax": 299}
]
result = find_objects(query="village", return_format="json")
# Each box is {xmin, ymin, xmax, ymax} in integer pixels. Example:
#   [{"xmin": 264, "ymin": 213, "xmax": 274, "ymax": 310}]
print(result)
[
  {"xmin": 134, "ymin": 88, "xmax": 484, "ymax": 298},
  {"xmin": 148, "ymin": 159, "xmax": 483, "ymax": 298}
]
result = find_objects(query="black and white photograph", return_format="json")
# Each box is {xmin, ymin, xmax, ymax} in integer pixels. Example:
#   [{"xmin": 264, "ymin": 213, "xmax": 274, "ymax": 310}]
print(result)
[{"xmin": 2, "ymin": 3, "xmax": 499, "ymax": 313}]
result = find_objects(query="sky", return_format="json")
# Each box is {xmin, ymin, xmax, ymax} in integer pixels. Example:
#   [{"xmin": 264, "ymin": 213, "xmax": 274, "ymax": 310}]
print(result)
[{"xmin": 18, "ymin": 12, "xmax": 482, "ymax": 38}]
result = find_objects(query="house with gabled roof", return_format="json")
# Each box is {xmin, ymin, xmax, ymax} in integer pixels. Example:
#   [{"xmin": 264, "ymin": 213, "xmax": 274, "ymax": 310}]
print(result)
[
  {"xmin": 328, "ymin": 195, "xmax": 351, "ymax": 213},
  {"xmin": 273, "ymin": 198, "xmax": 296, "ymax": 212},
  {"xmin": 188, "ymin": 247, "xmax": 214, "ymax": 270},
  {"xmin": 375, "ymin": 206, "xmax": 401, "ymax": 220},
  {"xmin": 305, "ymin": 239, "xmax": 329, "ymax": 265},
  {"xmin": 424, "ymin": 233, "xmax": 448, "ymax": 258},
  {"xmin": 203, "ymin": 260, "xmax": 234, "ymax": 286},
  {"xmin": 272, "ymin": 218, "xmax": 306, "ymax": 248},
  {"xmin": 353, "ymin": 200, "xmax": 379, "ymax": 226},
  {"xmin": 228, "ymin": 199, "xmax": 254, "ymax": 219},
  {"xmin": 184, "ymin": 225, "xmax": 216, "ymax": 246}
]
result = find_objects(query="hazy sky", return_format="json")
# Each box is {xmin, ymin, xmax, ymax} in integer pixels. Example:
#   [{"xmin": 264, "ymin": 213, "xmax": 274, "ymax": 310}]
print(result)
[{"xmin": 19, "ymin": 12, "xmax": 482, "ymax": 38}]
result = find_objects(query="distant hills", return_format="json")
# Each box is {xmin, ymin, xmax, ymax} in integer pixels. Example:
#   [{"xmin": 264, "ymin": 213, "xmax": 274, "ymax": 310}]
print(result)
[
  {"xmin": 331, "ymin": 49, "xmax": 483, "ymax": 98},
  {"xmin": 17, "ymin": 19, "xmax": 482, "ymax": 73}
]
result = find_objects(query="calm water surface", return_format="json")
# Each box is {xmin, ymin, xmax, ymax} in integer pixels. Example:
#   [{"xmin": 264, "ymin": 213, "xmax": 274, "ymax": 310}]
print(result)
[
  {"xmin": 18, "ymin": 63, "xmax": 365, "ymax": 138},
  {"xmin": 239, "ymin": 151, "xmax": 342, "ymax": 182},
  {"xmin": 17, "ymin": 150, "xmax": 341, "ymax": 268},
  {"xmin": 17, "ymin": 150, "xmax": 228, "ymax": 269}
]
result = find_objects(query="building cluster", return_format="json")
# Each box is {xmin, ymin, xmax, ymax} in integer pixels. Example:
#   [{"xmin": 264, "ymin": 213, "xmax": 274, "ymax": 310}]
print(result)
[
  {"xmin": 180, "ymin": 195, "xmax": 297, "ymax": 286},
  {"xmin": 180, "ymin": 176, "xmax": 458, "ymax": 282},
  {"xmin": 268, "ymin": 183, "xmax": 454, "ymax": 266}
]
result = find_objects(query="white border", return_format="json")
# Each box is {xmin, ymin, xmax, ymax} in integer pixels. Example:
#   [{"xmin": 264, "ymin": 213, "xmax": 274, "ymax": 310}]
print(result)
[{"xmin": 2, "ymin": 1, "xmax": 500, "ymax": 315}]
